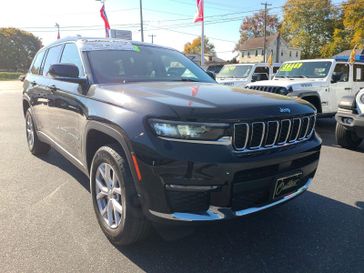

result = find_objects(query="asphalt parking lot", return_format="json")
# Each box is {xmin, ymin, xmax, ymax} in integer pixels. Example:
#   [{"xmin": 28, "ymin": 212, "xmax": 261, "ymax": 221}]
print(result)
[{"xmin": 0, "ymin": 81, "xmax": 363, "ymax": 273}]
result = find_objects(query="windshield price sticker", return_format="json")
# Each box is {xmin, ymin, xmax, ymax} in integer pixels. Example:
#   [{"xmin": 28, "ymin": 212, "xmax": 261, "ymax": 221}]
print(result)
[
  {"xmin": 79, "ymin": 39, "xmax": 135, "ymax": 51},
  {"xmin": 280, "ymin": 62, "xmax": 303, "ymax": 72}
]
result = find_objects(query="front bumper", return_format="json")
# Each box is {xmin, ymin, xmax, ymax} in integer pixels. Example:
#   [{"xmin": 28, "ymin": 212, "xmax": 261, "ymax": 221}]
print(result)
[
  {"xmin": 149, "ymin": 178, "xmax": 312, "ymax": 221},
  {"xmin": 133, "ymin": 133, "xmax": 321, "ymax": 223},
  {"xmin": 335, "ymin": 109, "xmax": 364, "ymax": 138}
]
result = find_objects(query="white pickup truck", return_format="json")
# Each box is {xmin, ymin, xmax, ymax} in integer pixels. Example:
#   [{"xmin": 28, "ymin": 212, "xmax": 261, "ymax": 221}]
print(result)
[
  {"xmin": 246, "ymin": 58, "xmax": 364, "ymax": 116},
  {"xmin": 216, "ymin": 63, "xmax": 280, "ymax": 87}
]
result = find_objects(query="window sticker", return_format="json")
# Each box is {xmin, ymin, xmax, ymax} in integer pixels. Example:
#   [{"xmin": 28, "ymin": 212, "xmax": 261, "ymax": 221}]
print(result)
[
  {"xmin": 280, "ymin": 62, "xmax": 303, "ymax": 72},
  {"xmin": 133, "ymin": 45, "xmax": 141, "ymax": 53},
  {"xmin": 79, "ymin": 39, "xmax": 134, "ymax": 51}
]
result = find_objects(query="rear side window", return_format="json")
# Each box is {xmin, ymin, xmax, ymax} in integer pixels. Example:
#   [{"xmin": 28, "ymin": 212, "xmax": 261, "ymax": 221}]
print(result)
[
  {"xmin": 43, "ymin": 45, "xmax": 63, "ymax": 76},
  {"xmin": 273, "ymin": 66, "xmax": 280, "ymax": 74},
  {"xmin": 60, "ymin": 43, "xmax": 85, "ymax": 76},
  {"xmin": 354, "ymin": 64, "xmax": 364, "ymax": 82},
  {"xmin": 30, "ymin": 51, "xmax": 45, "ymax": 75}
]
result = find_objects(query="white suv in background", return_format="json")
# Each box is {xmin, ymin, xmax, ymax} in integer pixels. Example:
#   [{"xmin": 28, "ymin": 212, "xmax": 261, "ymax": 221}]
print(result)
[
  {"xmin": 216, "ymin": 63, "xmax": 281, "ymax": 87},
  {"xmin": 335, "ymin": 88, "xmax": 364, "ymax": 149},
  {"xmin": 246, "ymin": 59, "xmax": 364, "ymax": 116}
]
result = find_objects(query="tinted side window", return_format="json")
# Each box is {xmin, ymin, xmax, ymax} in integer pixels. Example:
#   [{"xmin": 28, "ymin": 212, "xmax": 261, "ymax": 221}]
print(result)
[
  {"xmin": 333, "ymin": 63, "xmax": 349, "ymax": 82},
  {"xmin": 354, "ymin": 64, "xmax": 364, "ymax": 82},
  {"xmin": 273, "ymin": 66, "xmax": 280, "ymax": 73},
  {"xmin": 254, "ymin": 66, "xmax": 269, "ymax": 74},
  {"xmin": 60, "ymin": 43, "xmax": 84, "ymax": 76},
  {"xmin": 43, "ymin": 45, "xmax": 63, "ymax": 76},
  {"xmin": 30, "ymin": 51, "xmax": 45, "ymax": 75}
]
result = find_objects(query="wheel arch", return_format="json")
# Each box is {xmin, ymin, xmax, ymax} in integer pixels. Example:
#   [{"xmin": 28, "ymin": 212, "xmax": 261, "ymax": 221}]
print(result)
[
  {"xmin": 293, "ymin": 91, "xmax": 322, "ymax": 113},
  {"xmin": 22, "ymin": 98, "xmax": 31, "ymax": 117},
  {"xmin": 84, "ymin": 121, "xmax": 139, "ymax": 186}
]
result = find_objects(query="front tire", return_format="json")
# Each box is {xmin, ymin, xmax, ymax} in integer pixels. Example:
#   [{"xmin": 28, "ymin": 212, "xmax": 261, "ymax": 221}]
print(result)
[
  {"xmin": 335, "ymin": 123, "xmax": 362, "ymax": 149},
  {"xmin": 25, "ymin": 109, "xmax": 50, "ymax": 155},
  {"xmin": 90, "ymin": 144, "xmax": 150, "ymax": 245}
]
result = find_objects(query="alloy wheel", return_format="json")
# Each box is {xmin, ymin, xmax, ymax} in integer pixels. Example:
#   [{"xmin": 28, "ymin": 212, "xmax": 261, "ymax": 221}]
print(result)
[
  {"xmin": 26, "ymin": 114, "xmax": 35, "ymax": 149},
  {"xmin": 95, "ymin": 163, "xmax": 123, "ymax": 229}
]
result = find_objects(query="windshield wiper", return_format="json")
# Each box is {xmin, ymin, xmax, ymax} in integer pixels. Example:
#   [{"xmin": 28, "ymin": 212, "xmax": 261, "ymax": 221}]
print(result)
[
  {"xmin": 293, "ymin": 75, "xmax": 308, "ymax": 78},
  {"xmin": 178, "ymin": 78, "xmax": 200, "ymax": 82}
]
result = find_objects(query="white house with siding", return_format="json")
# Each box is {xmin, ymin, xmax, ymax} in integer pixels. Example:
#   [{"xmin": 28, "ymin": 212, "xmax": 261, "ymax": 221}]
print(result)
[{"xmin": 238, "ymin": 33, "xmax": 301, "ymax": 64}]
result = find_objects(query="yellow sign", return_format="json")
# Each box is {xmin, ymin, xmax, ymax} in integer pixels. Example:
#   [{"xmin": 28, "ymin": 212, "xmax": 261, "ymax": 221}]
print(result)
[{"xmin": 280, "ymin": 62, "xmax": 303, "ymax": 72}]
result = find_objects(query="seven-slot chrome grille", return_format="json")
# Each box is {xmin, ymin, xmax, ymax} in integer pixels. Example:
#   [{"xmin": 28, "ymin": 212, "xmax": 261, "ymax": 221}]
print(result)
[{"xmin": 233, "ymin": 115, "xmax": 316, "ymax": 151}]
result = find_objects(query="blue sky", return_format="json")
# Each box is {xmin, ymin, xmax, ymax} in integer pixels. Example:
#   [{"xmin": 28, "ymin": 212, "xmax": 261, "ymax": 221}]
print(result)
[{"xmin": 0, "ymin": 0, "xmax": 345, "ymax": 60}]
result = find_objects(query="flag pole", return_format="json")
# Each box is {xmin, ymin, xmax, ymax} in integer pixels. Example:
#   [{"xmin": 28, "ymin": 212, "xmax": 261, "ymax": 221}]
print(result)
[{"xmin": 200, "ymin": 0, "xmax": 204, "ymax": 67}]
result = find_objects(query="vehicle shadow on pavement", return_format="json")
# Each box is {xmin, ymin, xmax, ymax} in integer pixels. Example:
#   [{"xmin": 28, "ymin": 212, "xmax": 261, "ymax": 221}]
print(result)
[
  {"xmin": 316, "ymin": 118, "xmax": 364, "ymax": 152},
  {"xmin": 116, "ymin": 192, "xmax": 363, "ymax": 273},
  {"xmin": 37, "ymin": 149, "xmax": 90, "ymax": 192}
]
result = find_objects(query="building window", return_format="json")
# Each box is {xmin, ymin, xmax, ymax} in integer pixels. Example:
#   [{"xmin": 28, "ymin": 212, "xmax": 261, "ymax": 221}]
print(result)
[
  {"xmin": 281, "ymin": 51, "xmax": 283, "ymax": 56},
  {"xmin": 296, "ymin": 51, "xmax": 298, "ymax": 58},
  {"xmin": 255, "ymin": 50, "xmax": 258, "ymax": 56},
  {"xmin": 241, "ymin": 51, "xmax": 245, "ymax": 58},
  {"xmin": 248, "ymin": 52, "xmax": 250, "ymax": 58},
  {"xmin": 289, "ymin": 51, "xmax": 292, "ymax": 57}
]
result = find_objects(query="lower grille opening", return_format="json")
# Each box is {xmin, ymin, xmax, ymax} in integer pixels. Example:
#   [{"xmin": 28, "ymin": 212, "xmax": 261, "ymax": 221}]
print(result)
[
  {"xmin": 233, "ymin": 165, "xmax": 279, "ymax": 183},
  {"xmin": 232, "ymin": 189, "xmax": 270, "ymax": 211},
  {"xmin": 166, "ymin": 191, "xmax": 210, "ymax": 213}
]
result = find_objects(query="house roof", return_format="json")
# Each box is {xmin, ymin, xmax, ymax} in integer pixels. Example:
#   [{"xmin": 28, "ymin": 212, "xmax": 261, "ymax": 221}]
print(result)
[{"xmin": 239, "ymin": 33, "xmax": 279, "ymax": 50}]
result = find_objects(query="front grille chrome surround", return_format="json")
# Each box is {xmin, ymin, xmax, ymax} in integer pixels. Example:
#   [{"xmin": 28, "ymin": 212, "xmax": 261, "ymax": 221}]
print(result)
[{"xmin": 233, "ymin": 115, "xmax": 316, "ymax": 152}]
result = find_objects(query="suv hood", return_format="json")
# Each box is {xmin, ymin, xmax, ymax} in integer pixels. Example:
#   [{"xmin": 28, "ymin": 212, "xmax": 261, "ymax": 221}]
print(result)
[{"xmin": 91, "ymin": 82, "xmax": 315, "ymax": 121}]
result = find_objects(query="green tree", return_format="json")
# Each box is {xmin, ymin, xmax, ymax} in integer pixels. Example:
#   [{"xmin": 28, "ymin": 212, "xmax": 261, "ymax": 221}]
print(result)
[
  {"xmin": 183, "ymin": 36, "xmax": 215, "ymax": 55},
  {"xmin": 280, "ymin": 0, "xmax": 338, "ymax": 59},
  {"xmin": 322, "ymin": 0, "xmax": 364, "ymax": 56},
  {"xmin": 235, "ymin": 10, "xmax": 280, "ymax": 50},
  {"xmin": 0, "ymin": 28, "xmax": 42, "ymax": 72}
]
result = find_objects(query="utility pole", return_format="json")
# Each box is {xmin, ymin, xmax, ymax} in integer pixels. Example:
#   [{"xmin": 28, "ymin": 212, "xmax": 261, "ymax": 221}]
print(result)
[
  {"xmin": 149, "ymin": 34, "xmax": 156, "ymax": 44},
  {"xmin": 140, "ymin": 0, "xmax": 144, "ymax": 42},
  {"xmin": 55, "ymin": 23, "xmax": 60, "ymax": 40},
  {"xmin": 261, "ymin": 2, "xmax": 272, "ymax": 63}
]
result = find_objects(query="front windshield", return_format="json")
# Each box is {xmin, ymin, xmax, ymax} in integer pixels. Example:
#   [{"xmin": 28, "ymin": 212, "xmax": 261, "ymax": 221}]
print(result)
[
  {"xmin": 217, "ymin": 65, "xmax": 253, "ymax": 78},
  {"xmin": 86, "ymin": 45, "xmax": 215, "ymax": 84},
  {"xmin": 275, "ymin": 61, "xmax": 332, "ymax": 79}
]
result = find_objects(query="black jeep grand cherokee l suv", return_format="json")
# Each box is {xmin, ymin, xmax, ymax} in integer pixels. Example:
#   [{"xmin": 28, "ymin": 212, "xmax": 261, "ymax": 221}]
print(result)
[{"xmin": 23, "ymin": 38, "xmax": 321, "ymax": 245}]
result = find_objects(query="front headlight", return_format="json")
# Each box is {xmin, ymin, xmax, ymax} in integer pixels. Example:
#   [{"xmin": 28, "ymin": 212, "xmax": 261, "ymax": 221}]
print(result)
[{"xmin": 149, "ymin": 119, "xmax": 229, "ymax": 141}]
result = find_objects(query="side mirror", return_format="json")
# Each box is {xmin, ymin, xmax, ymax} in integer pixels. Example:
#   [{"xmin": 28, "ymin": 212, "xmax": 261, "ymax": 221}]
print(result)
[
  {"xmin": 206, "ymin": 71, "xmax": 216, "ymax": 80},
  {"xmin": 49, "ymin": 63, "xmax": 79, "ymax": 78},
  {"xmin": 18, "ymin": 74, "xmax": 25, "ymax": 82},
  {"xmin": 48, "ymin": 64, "xmax": 88, "ymax": 90}
]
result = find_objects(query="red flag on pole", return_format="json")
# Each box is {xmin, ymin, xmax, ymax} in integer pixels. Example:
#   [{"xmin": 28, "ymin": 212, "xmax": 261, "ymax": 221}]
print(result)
[
  {"xmin": 194, "ymin": 0, "xmax": 204, "ymax": 23},
  {"xmin": 100, "ymin": 4, "xmax": 111, "ymax": 38}
]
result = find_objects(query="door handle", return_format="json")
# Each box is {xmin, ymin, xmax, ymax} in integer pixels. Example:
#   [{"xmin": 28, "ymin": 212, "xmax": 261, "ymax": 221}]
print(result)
[{"xmin": 344, "ymin": 87, "xmax": 352, "ymax": 90}]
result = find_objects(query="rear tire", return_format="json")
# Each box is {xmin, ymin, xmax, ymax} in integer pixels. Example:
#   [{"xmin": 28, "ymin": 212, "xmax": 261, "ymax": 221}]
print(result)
[
  {"xmin": 25, "ymin": 109, "xmax": 50, "ymax": 155},
  {"xmin": 335, "ymin": 123, "xmax": 362, "ymax": 149},
  {"xmin": 90, "ymin": 144, "xmax": 150, "ymax": 245}
]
